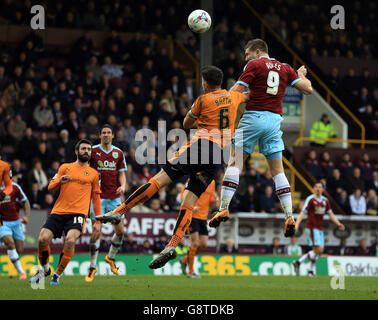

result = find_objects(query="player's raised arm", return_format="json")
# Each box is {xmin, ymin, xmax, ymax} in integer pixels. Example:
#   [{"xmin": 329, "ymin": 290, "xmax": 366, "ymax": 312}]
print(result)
[
  {"xmin": 0, "ymin": 163, "xmax": 13, "ymax": 201},
  {"xmin": 183, "ymin": 96, "xmax": 202, "ymax": 129},
  {"xmin": 48, "ymin": 165, "xmax": 69, "ymax": 191},
  {"xmin": 230, "ymin": 82, "xmax": 247, "ymax": 93},
  {"xmin": 293, "ymin": 65, "xmax": 313, "ymax": 95},
  {"xmin": 20, "ymin": 199, "xmax": 31, "ymax": 224},
  {"xmin": 328, "ymin": 210, "xmax": 345, "ymax": 230},
  {"xmin": 295, "ymin": 210, "xmax": 306, "ymax": 233}
]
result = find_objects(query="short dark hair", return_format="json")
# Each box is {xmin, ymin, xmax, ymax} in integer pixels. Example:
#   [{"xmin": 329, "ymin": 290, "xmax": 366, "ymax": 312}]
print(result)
[
  {"xmin": 75, "ymin": 139, "xmax": 92, "ymax": 150},
  {"xmin": 314, "ymin": 181, "xmax": 323, "ymax": 188},
  {"xmin": 201, "ymin": 65, "xmax": 223, "ymax": 89},
  {"xmin": 245, "ymin": 39, "xmax": 268, "ymax": 53},
  {"xmin": 100, "ymin": 124, "xmax": 114, "ymax": 135}
]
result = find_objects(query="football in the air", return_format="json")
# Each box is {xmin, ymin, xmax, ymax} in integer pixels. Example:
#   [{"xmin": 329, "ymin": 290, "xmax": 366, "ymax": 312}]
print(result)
[{"xmin": 187, "ymin": 9, "xmax": 212, "ymax": 34}]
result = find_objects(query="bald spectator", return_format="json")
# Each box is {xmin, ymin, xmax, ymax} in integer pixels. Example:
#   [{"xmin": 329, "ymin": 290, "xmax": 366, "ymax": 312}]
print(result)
[{"xmin": 355, "ymin": 238, "xmax": 370, "ymax": 256}]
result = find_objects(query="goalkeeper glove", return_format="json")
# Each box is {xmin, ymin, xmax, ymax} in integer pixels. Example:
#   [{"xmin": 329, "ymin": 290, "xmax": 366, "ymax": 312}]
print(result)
[{"xmin": 0, "ymin": 192, "xmax": 5, "ymax": 201}]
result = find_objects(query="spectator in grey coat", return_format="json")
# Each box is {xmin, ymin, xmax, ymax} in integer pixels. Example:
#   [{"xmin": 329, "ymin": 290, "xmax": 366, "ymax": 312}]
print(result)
[{"xmin": 33, "ymin": 97, "xmax": 54, "ymax": 130}]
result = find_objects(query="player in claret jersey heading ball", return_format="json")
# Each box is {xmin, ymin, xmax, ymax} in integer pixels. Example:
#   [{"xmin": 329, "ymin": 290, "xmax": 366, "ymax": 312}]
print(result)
[
  {"xmin": 292, "ymin": 182, "xmax": 344, "ymax": 276},
  {"xmin": 210, "ymin": 39, "xmax": 313, "ymax": 237}
]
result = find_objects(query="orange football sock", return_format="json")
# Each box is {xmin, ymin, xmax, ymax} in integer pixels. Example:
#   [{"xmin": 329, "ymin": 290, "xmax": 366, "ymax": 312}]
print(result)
[
  {"xmin": 168, "ymin": 205, "xmax": 193, "ymax": 248},
  {"xmin": 38, "ymin": 244, "xmax": 50, "ymax": 266},
  {"xmin": 56, "ymin": 248, "xmax": 74, "ymax": 275},
  {"xmin": 183, "ymin": 255, "xmax": 188, "ymax": 263},
  {"xmin": 114, "ymin": 178, "xmax": 161, "ymax": 215},
  {"xmin": 188, "ymin": 246, "xmax": 197, "ymax": 274}
]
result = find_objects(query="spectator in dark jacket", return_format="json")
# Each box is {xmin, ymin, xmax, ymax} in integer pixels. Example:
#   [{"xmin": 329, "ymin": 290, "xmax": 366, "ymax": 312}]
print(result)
[
  {"xmin": 304, "ymin": 150, "xmax": 322, "ymax": 179},
  {"xmin": 338, "ymin": 152, "xmax": 354, "ymax": 177},
  {"xmin": 355, "ymin": 238, "xmax": 370, "ymax": 256},
  {"xmin": 267, "ymin": 237, "xmax": 284, "ymax": 255},
  {"xmin": 220, "ymin": 238, "xmax": 239, "ymax": 254},
  {"xmin": 259, "ymin": 185, "xmax": 278, "ymax": 213},
  {"xmin": 327, "ymin": 168, "xmax": 347, "ymax": 198},
  {"xmin": 336, "ymin": 189, "xmax": 351, "ymax": 215},
  {"xmin": 153, "ymin": 232, "xmax": 168, "ymax": 253},
  {"xmin": 122, "ymin": 233, "xmax": 139, "ymax": 253},
  {"xmin": 347, "ymin": 167, "xmax": 366, "ymax": 194}
]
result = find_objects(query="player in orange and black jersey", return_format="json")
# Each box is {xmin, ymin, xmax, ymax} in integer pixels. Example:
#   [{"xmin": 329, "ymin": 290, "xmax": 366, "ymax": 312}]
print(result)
[
  {"xmin": 0, "ymin": 155, "xmax": 13, "ymax": 226},
  {"xmin": 97, "ymin": 65, "xmax": 249, "ymax": 269},
  {"xmin": 30, "ymin": 139, "xmax": 102, "ymax": 285},
  {"xmin": 179, "ymin": 180, "xmax": 216, "ymax": 278}
]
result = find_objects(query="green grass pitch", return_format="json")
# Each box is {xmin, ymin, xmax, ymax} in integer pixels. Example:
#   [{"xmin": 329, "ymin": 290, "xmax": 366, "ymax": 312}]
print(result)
[{"xmin": 0, "ymin": 275, "xmax": 377, "ymax": 300}]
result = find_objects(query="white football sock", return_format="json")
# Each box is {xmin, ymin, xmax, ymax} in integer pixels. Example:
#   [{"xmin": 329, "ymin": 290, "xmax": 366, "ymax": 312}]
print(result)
[
  {"xmin": 310, "ymin": 254, "xmax": 319, "ymax": 273},
  {"xmin": 7, "ymin": 249, "xmax": 25, "ymax": 274},
  {"xmin": 108, "ymin": 234, "xmax": 123, "ymax": 259},
  {"xmin": 298, "ymin": 250, "xmax": 314, "ymax": 263},
  {"xmin": 89, "ymin": 239, "xmax": 100, "ymax": 269},
  {"xmin": 273, "ymin": 173, "xmax": 293, "ymax": 218},
  {"xmin": 219, "ymin": 166, "xmax": 240, "ymax": 211}
]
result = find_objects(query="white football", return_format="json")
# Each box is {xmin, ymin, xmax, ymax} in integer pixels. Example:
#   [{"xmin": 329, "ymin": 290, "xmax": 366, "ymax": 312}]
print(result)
[{"xmin": 187, "ymin": 9, "xmax": 212, "ymax": 34}]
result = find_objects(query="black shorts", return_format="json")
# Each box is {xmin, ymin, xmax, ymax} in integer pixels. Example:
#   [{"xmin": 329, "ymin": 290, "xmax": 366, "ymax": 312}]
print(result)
[
  {"xmin": 189, "ymin": 218, "xmax": 208, "ymax": 236},
  {"xmin": 163, "ymin": 139, "xmax": 223, "ymax": 198},
  {"xmin": 42, "ymin": 213, "xmax": 86, "ymax": 239}
]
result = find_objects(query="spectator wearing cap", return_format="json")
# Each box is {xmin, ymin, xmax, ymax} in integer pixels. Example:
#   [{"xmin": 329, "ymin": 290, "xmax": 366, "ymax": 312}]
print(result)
[{"xmin": 310, "ymin": 114, "xmax": 336, "ymax": 147}]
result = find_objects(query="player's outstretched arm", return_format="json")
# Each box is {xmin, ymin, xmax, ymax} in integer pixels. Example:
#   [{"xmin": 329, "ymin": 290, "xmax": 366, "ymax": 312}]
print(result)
[
  {"xmin": 230, "ymin": 82, "xmax": 247, "ymax": 93},
  {"xmin": 0, "ymin": 166, "xmax": 13, "ymax": 200},
  {"xmin": 92, "ymin": 192, "xmax": 102, "ymax": 224},
  {"xmin": 293, "ymin": 65, "xmax": 313, "ymax": 95},
  {"xmin": 20, "ymin": 199, "xmax": 31, "ymax": 224},
  {"xmin": 295, "ymin": 211, "xmax": 306, "ymax": 233},
  {"xmin": 183, "ymin": 111, "xmax": 197, "ymax": 129},
  {"xmin": 328, "ymin": 211, "xmax": 345, "ymax": 230}
]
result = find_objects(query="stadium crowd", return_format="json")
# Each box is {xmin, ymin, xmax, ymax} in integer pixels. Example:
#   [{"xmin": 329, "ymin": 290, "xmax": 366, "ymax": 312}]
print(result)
[{"xmin": 304, "ymin": 149, "xmax": 378, "ymax": 215}]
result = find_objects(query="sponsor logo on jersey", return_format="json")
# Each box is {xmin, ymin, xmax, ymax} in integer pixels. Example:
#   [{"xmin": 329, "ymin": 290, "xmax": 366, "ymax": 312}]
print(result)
[{"xmin": 97, "ymin": 160, "xmax": 116, "ymax": 170}]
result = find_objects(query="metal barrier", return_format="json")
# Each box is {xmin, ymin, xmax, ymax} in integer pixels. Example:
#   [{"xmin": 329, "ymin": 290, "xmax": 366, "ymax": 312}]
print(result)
[{"xmin": 294, "ymin": 137, "xmax": 378, "ymax": 148}]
